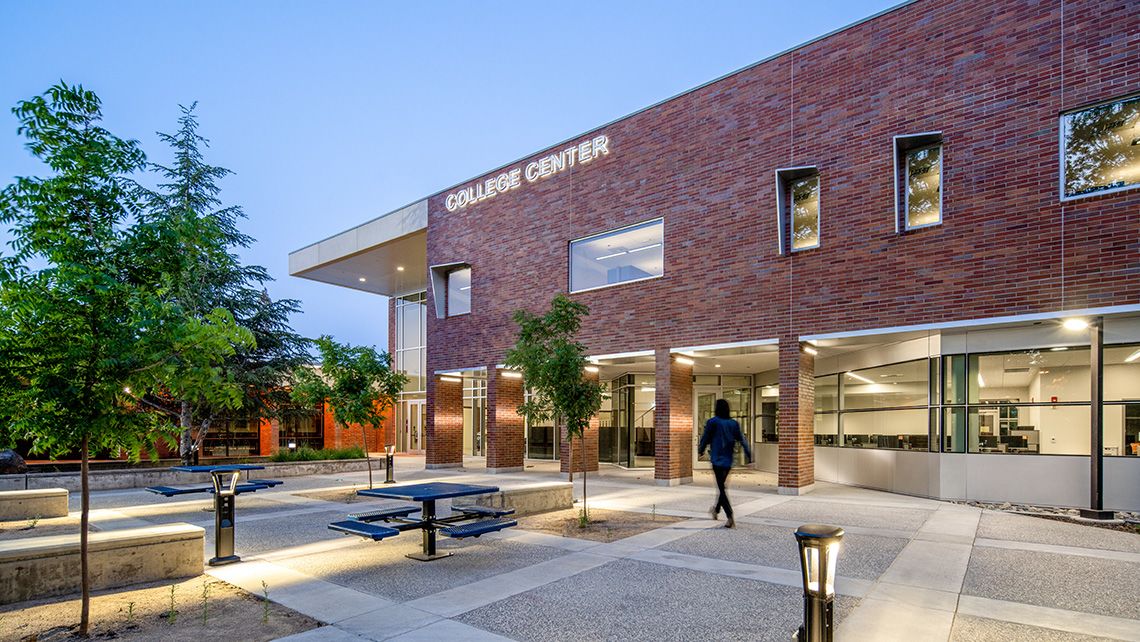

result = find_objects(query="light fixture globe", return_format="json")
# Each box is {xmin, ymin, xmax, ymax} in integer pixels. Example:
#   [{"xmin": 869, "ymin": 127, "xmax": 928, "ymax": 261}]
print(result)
[{"xmin": 794, "ymin": 523, "xmax": 844, "ymax": 642}]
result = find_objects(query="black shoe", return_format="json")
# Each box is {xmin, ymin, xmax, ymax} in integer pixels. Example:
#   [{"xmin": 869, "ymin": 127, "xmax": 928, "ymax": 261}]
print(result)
[
  {"xmin": 709, "ymin": 505, "xmax": 719, "ymax": 520},
  {"xmin": 725, "ymin": 516, "xmax": 735, "ymax": 528}
]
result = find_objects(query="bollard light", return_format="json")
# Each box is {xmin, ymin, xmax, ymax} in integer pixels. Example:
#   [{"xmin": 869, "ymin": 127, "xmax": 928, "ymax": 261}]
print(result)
[
  {"xmin": 794, "ymin": 523, "xmax": 844, "ymax": 642},
  {"xmin": 384, "ymin": 445, "xmax": 396, "ymax": 484}
]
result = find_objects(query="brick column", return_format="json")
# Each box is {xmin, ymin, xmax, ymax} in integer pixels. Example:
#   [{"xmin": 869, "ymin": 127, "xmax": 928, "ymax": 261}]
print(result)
[
  {"xmin": 560, "ymin": 368, "xmax": 599, "ymax": 476},
  {"xmin": 778, "ymin": 336, "xmax": 815, "ymax": 494},
  {"xmin": 486, "ymin": 368, "xmax": 525, "ymax": 473},
  {"xmin": 654, "ymin": 348, "xmax": 693, "ymax": 486},
  {"xmin": 426, "ymin": 375, "xmax": 463, "ymax": 469}
]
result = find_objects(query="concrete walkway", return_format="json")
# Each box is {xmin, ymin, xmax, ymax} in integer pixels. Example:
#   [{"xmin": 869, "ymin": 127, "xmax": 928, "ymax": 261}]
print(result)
[{"xmin": 67, "ymin": 456, "xmax": 1140, "ymax": 641}]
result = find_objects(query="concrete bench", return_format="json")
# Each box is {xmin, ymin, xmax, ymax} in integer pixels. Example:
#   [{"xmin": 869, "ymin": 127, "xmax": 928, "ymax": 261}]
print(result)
[
  {"xmin": 0, "ymin": 488, "xmax": 69, "ymax": 521},
  {"xmin": 441, "ymin": 517, "xmax": 517, "ymax": 539},
  {"xmin": 328, "ymin": 520, "xmax": 400, "ymax": 541},
  {"xmin": 0, "ymin": 523, "xmax": 204, "ymax": 605},
  {"xmin": 465, "ymin": 482, "xmax": 572, "ymax": 516},
  {"xmin": 453, "ymin": 504, "xmax": 515, "ymax": 518}
]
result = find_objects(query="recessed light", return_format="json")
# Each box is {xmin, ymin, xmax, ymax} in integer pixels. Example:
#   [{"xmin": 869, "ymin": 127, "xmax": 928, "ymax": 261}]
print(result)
[
  {"xmin": 397, "ymin": 266, "xmax": 405, "ymax": 272},
  {"xmin": 1126, "ymin": 349, "xmax": 1140, "ymax": 363},
  {"xmin": 714, "ymin": 364, "xmax": 721, "ymax": 368},
  {"xmin": 1062, "ymin": 318, "xmax": 1089, "ymax": 331},
  {"xmin": 358, "ymin": 277, "xmax": 366, "ymax": 282},
  {"xmin": 1050, "ymin": 347, "xmax": 1069, "ymax": 352}
]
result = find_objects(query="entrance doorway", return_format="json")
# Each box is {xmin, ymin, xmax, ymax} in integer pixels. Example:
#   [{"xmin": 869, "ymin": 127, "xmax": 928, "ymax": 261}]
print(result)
[
  {"xmin": 399, "ymin": 399, "xmax": 425, "ymax": 453},
  {"xmin": 694, "ymin": 378, "xmax": 752, "ymax": 468}
]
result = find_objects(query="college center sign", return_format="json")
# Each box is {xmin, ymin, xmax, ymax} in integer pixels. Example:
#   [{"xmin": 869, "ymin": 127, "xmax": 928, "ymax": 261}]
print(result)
[{"xmin": 444, "ymin": 134, "xmax": 611, "ymax": 212}]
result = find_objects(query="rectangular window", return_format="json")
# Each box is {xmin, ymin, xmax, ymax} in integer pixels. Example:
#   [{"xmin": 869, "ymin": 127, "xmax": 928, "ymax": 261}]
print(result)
[
  {"xmin": 447, "ymin": 267, "xmax": 471, "ymax": 316},
  {"xmin": 905, "ymin": 146, "xmax": 942, "ymax": 228},
  {"xmin": 1062, "ymin": 94, "xmax": 1140, "ymax": 199},
  {"xmin": 569, "ymin": 218, "xmax": 663, "ymax": 292},
  {"xmin": 789, "ymin": 175, "xmax": 820, "ymax": 250}
]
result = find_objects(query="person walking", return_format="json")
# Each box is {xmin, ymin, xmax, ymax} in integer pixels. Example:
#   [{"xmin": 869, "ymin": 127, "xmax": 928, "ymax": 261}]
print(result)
[{"xmin": 698, "ymin": 398, "xmax": 752, "ymax": 528}]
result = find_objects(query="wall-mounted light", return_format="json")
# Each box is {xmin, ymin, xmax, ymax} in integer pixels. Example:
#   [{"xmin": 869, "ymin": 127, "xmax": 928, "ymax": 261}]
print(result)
[
  {"xmin": 803, "ymin": 346, "xmax": 818, "ymax": 356},
  {"xmin": 1062, "ymin": 318, "xmax": 1089, "ymax": 331},
  {"xmin": 675, "ymin": 356, "xmax": 695, "ymax": 366},
  {"xmin": 440, "ymin": 375, "xmax": 462, "ymax": 383},
  {"xmin": 501, "ymin": 370, "xmax": 523, "ymax": 379},
  {"xmin": 584, "ymin": 365, "xmax": 600, "ymax": 374}
]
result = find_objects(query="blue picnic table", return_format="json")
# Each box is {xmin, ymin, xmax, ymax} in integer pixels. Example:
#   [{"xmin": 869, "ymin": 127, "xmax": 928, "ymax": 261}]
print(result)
[
  {"xmin": 329, "ymin": 482, "xmax": 516, "ymax": 561},
  {"xmin": 145, "ymin": 464, "xmax": 283, "ymax": 566}
]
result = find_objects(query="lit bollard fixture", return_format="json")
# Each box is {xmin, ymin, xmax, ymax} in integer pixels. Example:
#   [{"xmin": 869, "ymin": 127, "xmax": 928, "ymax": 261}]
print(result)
[
  {"xmin": 794, "ymin": 523, "xmax": 844, "ymax": 642},
  {"xmin": 384, "ymin": 444, "xmax": 396, "ymax": 484},
  {"xmin": 209, "ymin": 469, "xmax": 243, "ymax": 566}
]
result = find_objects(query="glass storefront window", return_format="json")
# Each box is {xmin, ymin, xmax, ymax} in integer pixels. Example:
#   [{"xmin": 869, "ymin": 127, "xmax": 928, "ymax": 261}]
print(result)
[
  {"xmin": 969, "ymin": 348, "xmax": 1090, "ymax": 404},
  {"xmin": 447, "ymin": 267, "xmax": 471, "ymax": 316},
  {"xmin": 841, "ymin": 409, "xmax": 929, "ymax": 450},
  {"xmin": 569, "ymin": 218, "xmax": 664, "ymax": 293},
  {"xmin": 943, "ymin": 354, "xmax": 967, "ymax": 405},
  {"xmin": 842, "ymin": 360, "xmax": 928, "ymax": 410},
  {"xmin": 816, "ymin": 374, "xmax": 839, "ymax": 413},
  {"xmin": 905, "ymin": 145, "xmax": 941, "ymax": 228},
  {"xmin": 969, "ymin": 405, "xmax": 1090, "ymax": 455},
  {"xmin": 814, "ymin": 412, "xmax": 839, "ymax": 446},
  {"xmin": 790, "ymin": 174, "xmax": 820, "ymax": 250},
  {"xmin": 462, "ymin": 372, "xmax": 486, "ymax": 456},
  {"xmin": 755, "ymin": 384, "xmax": 779, "ymax": 444},
  {"xmin": 1062, "ymin": 94, "xmax": 1140, "ymax": 199}
]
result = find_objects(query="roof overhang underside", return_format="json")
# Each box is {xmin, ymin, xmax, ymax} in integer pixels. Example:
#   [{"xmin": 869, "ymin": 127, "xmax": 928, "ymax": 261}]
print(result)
[{"xmin": 288, "ymin": 200, "xmax": 428, "ymax": 297}]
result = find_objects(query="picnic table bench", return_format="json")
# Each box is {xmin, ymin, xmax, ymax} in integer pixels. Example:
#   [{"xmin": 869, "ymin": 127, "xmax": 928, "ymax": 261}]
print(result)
[
  {"xmin": 144, "ymin": 464, "xmax": 283, "ymax": 566},
  {"xmin": 328, "ymin": 482, "xmax": 517, "ymax": 561}
]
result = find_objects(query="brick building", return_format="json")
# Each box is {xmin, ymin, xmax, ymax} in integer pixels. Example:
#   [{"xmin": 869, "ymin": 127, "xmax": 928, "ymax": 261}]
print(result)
[{"xmin": 290, "ymin": 0, "xmax": 1140, "ymax": 510}]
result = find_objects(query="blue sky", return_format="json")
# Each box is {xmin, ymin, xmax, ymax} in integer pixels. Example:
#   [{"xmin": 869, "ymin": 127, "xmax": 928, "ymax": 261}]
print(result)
[{"xmin": 0, "ymin": 0, "xmax": 899, "ymax": 351}]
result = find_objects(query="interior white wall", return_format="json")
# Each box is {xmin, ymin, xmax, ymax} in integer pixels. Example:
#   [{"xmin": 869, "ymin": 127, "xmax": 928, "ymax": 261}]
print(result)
[{"xmin": 841, "ymin": 409, "xmax": 928, "ymax": 437}]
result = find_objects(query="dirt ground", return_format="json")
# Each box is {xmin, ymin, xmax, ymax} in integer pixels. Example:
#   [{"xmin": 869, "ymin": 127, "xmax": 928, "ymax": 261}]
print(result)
[
  {"xmin": 516, "ymin": 508, "xmax": 683, "ymax": 543},
  {"xmin": 0, "ymin": 516, "xmax": 81, "ymax": 542},
  {"xmin": 0, "ymin": 575, "xmax": 321, "ymax": 642},
  {"xmin": 294, "ymin": 486, "xmax": 368, "ymax": 504}
]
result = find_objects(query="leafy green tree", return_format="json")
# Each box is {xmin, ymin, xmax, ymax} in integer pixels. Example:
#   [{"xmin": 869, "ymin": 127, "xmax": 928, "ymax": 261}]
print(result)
[
  {"xmin": 291, "ymin": 336, "xmax": 406, "ymax": 487},
  {"xmin": 505, "ymin": 294, "xmax": 605, "ymax": 523},
  {"xmin": 131, "ymin": 104, "xmax": 309, "ymax": 463},
  {"xmin": 0, "ymin": 84, "xmax": 249, "ymax": 635}
]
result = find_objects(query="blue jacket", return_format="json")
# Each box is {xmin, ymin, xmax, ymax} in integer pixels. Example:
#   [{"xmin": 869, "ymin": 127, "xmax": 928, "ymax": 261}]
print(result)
[{"xmin": 698, "ymin": 416, "xmax": 752, "ymax": 469}]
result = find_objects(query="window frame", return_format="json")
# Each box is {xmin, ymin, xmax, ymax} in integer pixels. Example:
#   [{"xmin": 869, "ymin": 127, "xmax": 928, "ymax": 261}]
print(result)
[
  {"xmin": 1059, "ymin": 93, "xmax": 1140, "ymax": 202},
  {"xmin": 567, "ymin": 217, "xmax": 665, "ymax": 294},
  {"xmin": 774, "ymin": 166, "xmax": 821, "ymax": 254},
  {"xmin": 893, "ymin": 132, "xmax": 944, "ymax": 233}
]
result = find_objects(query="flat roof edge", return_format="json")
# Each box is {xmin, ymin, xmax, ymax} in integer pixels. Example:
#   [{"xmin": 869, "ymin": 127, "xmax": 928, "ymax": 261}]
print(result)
[{"xmin": 289, "ymin": 199, "xmax": 428, "ymax": 258}]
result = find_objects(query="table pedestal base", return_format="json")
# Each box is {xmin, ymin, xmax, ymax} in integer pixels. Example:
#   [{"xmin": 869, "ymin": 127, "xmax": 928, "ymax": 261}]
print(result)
[
  {"xmin": 406, "ymin": 551, "xmax": 453, "ymax": 562},
  {"xmin": 209, "ymin": 555, "xmax": 241, "ymax": 566}
]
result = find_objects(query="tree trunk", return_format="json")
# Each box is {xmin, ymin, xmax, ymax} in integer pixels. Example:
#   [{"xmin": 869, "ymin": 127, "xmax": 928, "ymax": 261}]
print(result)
[
  {"xmin": 564, "ymin": 418, "xmax": 573, "ymax": 483},
  {"xmin": 362, "ymin": 425, "xmax": 373, "ymax": 489},
  {"xmin": 79, "ymin": 433, "xmax": 90, "ymax": 636},
  {"xmin": 179, "ymin": 401, "xmax": 193, "ymax": 465},
  {"xmin": 581, "ymin": 430, "xmax": 587, "ymax": 522},
  {"xmin": 192, "ymin": 417, "xmax": 213, "ymax": 463}
]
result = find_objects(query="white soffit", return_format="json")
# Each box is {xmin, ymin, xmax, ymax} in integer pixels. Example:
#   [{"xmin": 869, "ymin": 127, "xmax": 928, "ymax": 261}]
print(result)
[{"xmin": 289, "ymin": 200, "xmax": 428, "ymax": 297}]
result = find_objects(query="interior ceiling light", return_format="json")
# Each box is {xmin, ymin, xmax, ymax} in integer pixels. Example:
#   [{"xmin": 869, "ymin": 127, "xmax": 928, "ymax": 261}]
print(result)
[
  {"xmin": 977, "ymin": 372, "xmax": 986, "ymax": 388},
  {"xmin": 1125, "ymin": 349, "xmax": 1140, "ymax": 363},
  {"xmin": 397, "ymin": 266, "xmax": 405, "ymax": 271},
  {"xmin": 459, "ymin": 286, "xmax": 471, "ymax": 291},
  {"xmin": 629, "ymin": 243, "xmax": 661, "ymax": 253},
  {"xmin": 596, "ymin": 250, "xmax": 628, "ymax": 261},
  {"xmin": 640, "ymin": 387, "xmax": 656, "ymax": 393},
  {"xmin": 845, "ymin": 371, "xmax": 874, "ymax": 384},
  {"xmin": 1062, "ymin": 318, "xmax": 1089, "ymax": 331}
]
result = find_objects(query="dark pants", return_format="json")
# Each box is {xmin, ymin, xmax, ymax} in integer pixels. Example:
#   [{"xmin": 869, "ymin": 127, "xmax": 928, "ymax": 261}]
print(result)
[{"xmin": 713, "ymin": 465, "xmax": 733, "ymax": 518}]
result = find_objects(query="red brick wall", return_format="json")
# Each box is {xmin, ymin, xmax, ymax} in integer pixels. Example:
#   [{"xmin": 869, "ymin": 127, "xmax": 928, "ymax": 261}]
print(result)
[
  {"xmin": 778, "ymin": 337, "xmax": 815, "ymax": 490},
  {"xmin": 427, "ymin": 376, "xmax": 464, "ymax": 467},
  {"xmin": 655, "ymin": 349, "xmax": 694, "ymax": 483},
  {"xmin": 486, "ymin": 369, "xmax": 525, "ymax": 470},
  {"xmin": 424, "ymin": 0, "xmax": 1139, "ymax": 370}
]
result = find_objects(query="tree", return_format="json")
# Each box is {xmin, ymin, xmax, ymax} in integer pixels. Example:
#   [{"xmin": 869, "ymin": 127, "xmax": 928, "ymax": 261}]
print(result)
[
  {"xmin": 291, "ymin": 336, "xmax": 406, "ymax": 488},
  {"xmin": 0, "ymin": 84, "xmax": 249, "ymax": 635},
  {"xmin": 505, "ymin": 294, "xmax": 605, "ymax": 524},
  {"xmin": 131, "ymin": 104, "xmax": 309, "ymax": 463}
]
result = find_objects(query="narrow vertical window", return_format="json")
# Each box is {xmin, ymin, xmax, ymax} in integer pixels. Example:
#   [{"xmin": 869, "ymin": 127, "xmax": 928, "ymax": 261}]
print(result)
[
  {"xmin": 893, "ymin": 132, "xmax": 943, "ymax": 232},
  {"xmin": 447, "ymin": 267, "xmax": 471, "ymax": 316},
  {"xmin": 775, "ymin": 166, "xmax": 820, "ymax": 254},
  {"xmin": 790, "ymin": 175, "xmax": 820, "ymax": 250},
  {"xmin": 905, "ymin": 145, "xmax": 941, "ymax": 228}
]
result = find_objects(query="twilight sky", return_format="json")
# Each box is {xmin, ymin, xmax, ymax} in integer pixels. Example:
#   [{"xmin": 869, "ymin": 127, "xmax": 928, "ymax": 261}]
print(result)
[{"xmin": 0, "ymin": 0, "xmax": 898, "ymax": 351}]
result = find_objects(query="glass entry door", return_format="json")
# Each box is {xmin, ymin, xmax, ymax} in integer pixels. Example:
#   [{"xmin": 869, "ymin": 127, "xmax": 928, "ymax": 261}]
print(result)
[
  {"xmin": 401, "ymin": 399, "xmax": 425, "ymax": 452},
  {"xmin": 693, "ymin": 382, "xmax": 751, "ymax": 467}
]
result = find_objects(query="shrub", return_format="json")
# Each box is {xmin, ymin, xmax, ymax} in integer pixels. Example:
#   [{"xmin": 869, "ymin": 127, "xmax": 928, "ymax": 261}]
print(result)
[{"xmin": 268, "ymin": 446, "xmax": 366, "ymax": 462}]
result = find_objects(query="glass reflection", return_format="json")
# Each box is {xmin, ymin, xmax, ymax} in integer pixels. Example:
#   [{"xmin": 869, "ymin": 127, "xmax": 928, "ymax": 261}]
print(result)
[
  {"xmin": 1063, "ymin": 95, "xmax": 1140, "ymax": 198},
  {"xmin": 790, "ymin": 175, "xmax": 820, "ymax": 250},
  {"xmin": 906, "ymin": 146, "xmax": 941, "ymax": 228}
]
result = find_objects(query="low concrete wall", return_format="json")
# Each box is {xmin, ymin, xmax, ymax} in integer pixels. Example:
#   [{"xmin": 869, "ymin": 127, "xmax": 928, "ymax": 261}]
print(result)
[
  {"xmin": 0, "ymin": 523, "xmax": 204, "ymax": 605},
  {"xmin": 0, "ymin": 459, "xmax": 378, "ymax": 492},
  {"xmin": 0, "ymin": 488, "xmax": 69, "ymax": 520},
  {"xmin": 464, "ymin": 482, "xmax": 573, "ymax": 516}
]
